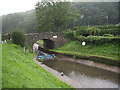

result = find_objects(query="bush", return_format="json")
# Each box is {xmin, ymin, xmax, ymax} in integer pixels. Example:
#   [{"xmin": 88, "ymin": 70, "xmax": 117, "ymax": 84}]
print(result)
[
  {"xmin": 75, "ymin": 26, "xmax": 101, "ymax": 36},
  {"xmin": 11, "ymin": 29, "xmax": 25, "ymax": 47},
  {"xmin": 62, "ymin": 31, "xmax": 75, "ymax": 40},
  {"xmin": 76, "ymin": 35, "xmax": 85, "ymax": 41},
  {"xmin": 75, "ymin": 27, "xmax": 87, "ymax": 36},
  {"xmin": 75, "ymin": 35, "xmax": 120, "ymax": 45},
  {"xmin": 95, "ymin": 25, "xmax": 120, "ymax": 29},
  {"xmin": 98, "ymin": 28, "xmax": 120, "ymax": 36},
  {"xmin": 73, "ymin": 25, "xmax": 120, "ymax": 36},
  {"xmin": 103, "ymin": 34, "xmax": 114, "ymax": 37}
]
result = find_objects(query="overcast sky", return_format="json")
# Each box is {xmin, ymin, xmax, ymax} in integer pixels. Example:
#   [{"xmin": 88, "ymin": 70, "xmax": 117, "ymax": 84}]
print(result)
[
  {"xmin": 0, "ymin": 0, "xmax": 119, "ymax": 16},
  {"xmin": 0, "ymin": 0, "xmax": 39, "ymax": 16}
]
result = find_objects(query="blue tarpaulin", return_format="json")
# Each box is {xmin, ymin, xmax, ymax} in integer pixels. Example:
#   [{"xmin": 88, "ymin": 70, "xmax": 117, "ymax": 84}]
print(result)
[{"xmin": 38, "ymin": 54, "xmax": 55, "ymax": 59}]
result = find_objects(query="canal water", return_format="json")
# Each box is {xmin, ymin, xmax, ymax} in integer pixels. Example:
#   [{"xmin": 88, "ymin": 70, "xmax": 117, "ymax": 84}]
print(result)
[{"xmin": 43, "ymin": 59, "xmax": 119, "ymax": 88}]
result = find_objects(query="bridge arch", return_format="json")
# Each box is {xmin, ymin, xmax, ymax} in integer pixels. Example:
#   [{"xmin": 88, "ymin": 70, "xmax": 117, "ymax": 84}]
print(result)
[
  {"xmin": 43, "ymin": 39, "xmax": 55, "ymax": 49},
  {"xmin": 25, "ymin": 32, "xmax": 68, "ymax": 49}
]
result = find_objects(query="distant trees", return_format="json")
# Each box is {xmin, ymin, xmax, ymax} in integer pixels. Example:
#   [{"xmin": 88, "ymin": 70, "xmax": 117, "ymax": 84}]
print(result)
[
  {"xmin": 35, "ymin": 0, "xmax": 80, "ymax": 32},
  {"xmin": 2, "ymin": 2, "xmax": 119, "ymax": 34},
  {"xmin": 2, "ymin": 10, "xmax": 36, "ymax": 34},
  {"xmin": 11, "ymin": 29, "xmax": 25, "ymax": 47},
  {"xmin": 71, "ymin": 2, "xmax": 118, "ymax": 27}
]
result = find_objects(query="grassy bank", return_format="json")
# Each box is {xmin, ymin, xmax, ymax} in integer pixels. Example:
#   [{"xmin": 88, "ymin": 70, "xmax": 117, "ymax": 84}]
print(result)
[
  {"xmin": 2, "ymin": 43, "xmax": 71, "ymax": 88},
  {"xmin": 54, "ymin": 41, "xmax": 119, "ymax": 66},
  {"xmin": 0, "ymin": 44, "xmax": 2, "ymax": 89}
]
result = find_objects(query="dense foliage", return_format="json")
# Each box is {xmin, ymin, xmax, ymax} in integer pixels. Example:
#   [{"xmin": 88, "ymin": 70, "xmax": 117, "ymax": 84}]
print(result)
[
  {"xmin": 11, "ymin": 29, "xmax": 25, "ymax": 47},
  {"xmin": 70, "ymin": 2, "xmax": 118, "ymax": 28},
  {"xmin": 76, "ymin": 36, "xmax": 120, "ymax": 45},
  {"xmin": 63, "ymin": 25, "xmax": 120, "ymax": 45},
  {"xmin": 35, "ymin": 1, "xmax": 80, "ymax": 32},
  {"xmin": 2, "ymin": 2, "xmax": 119, "ymax": 34},
  {"xmin": 2, "ymin": 10, "xmax": 36, "ymax": 34},
  {"xmin": 73, "ymin": 25, "xmax": 120, "ymax": 36}
]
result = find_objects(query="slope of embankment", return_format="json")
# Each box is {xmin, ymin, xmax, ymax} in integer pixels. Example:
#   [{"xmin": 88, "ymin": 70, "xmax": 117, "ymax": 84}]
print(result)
[{"xmin": 2, "ymin": 43, "xmax": 71, "ymax": 88}]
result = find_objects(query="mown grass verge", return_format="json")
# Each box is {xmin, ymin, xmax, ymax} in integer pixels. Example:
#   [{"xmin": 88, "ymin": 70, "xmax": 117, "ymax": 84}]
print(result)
[
  {"xmin": 2, "ymin": 43, "xmax": 71, "ymax": 88},
  {"xmin": 53, "ymin": 41, "xmax": 119, "ymax": 66}
]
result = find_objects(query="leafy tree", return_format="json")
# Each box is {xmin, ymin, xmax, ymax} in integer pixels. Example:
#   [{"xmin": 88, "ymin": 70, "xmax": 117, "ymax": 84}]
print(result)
[
  {"xmin": 71, "ymin": 2, "xmax": 118, "ymax": 26},
  {"xmin": 35, "ymin": 0, "xmax": 80, "ymax": 32},
  {"xmin": 2, "ymin": 2, "xmax": 118, "ymax": 34},
  {"xmin": 11, "ymin": 29, "xmax": 25, "ymax": 47}
]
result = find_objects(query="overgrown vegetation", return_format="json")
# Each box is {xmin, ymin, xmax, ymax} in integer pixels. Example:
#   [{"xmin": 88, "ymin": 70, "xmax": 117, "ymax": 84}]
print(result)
[
  {"xmin": 59, "ymin": 24, "xmax": 120, "ymax": 66},
  {"xmin": 76, "ymin": 36, "xmax": 119, "ymax": 45},
  {"xmin": 56, "ymin": 41, "xmax": 119, "ymax": 58},
  {"xmin": 53, "ymin": 41, "xmax": 119, "ymax": 66},
  {"xmin": 35, "ymin": 1, "xmax": 80, "ymax": 32},
  {"xmin": 2, "ymin": 2, "xmax": 119, "ymax": 34},
  {"xmin": 63, "ymin": 25, "xmax": 120, "ymax": 37},
  {"xmin": 74, "ymin": 25, "xmax": 120, "ymax": 36},
  {"xmin": 63, "ymin": 25, "xmax": 120, "ymax": 45},
  {"xmin": 2, "ymin": 43, "xmax": 71, "ymax": 88},
  {"xmin": 11, "ymin": 29, "xmax": 25, "ymax": 47}
]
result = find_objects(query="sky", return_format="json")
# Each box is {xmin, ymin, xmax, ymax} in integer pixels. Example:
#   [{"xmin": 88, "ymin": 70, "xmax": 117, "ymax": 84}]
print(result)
[
  {"xmin": 0, "ymin": 0, "xmax": 39, "ymax": 16},
  {"xmin": 0, "ymin": 0, "xmax": 119, "ymax": 16}
]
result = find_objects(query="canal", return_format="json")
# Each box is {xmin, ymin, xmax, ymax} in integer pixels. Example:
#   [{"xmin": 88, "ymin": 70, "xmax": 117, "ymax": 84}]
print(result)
[{"xmin": 43, "ymin": 58, "xmax": 119, "ymax": 88}]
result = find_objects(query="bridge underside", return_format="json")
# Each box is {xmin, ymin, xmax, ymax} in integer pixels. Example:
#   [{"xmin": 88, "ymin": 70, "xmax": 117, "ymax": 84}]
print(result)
[{"xmin": 43, "ymin": 39, "xmax": 55, "ymax": 49}]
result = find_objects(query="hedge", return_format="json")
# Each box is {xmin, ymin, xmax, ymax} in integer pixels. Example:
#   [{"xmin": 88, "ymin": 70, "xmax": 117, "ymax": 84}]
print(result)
[
  {"xmin": 63, "ymin": 30, "xmax": 120, "ymax": 45},
  {"xmin": 95, "ymin": 25, "xmax": 120, "ymax": 29},
  {"xmin": 76, "ymin": 35, "xmax": 120, "ymax": 45},
  {"xmin": 73, "ymin": 25, "xmax": 120, "ymax": 36},
  {"xmin": 62, "ymin": 31, "xmax": 76, "ymax": 40}
]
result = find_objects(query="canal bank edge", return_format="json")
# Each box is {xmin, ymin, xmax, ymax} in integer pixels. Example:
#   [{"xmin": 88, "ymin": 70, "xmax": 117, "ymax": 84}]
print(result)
[
  {"xmin": 52, "ymin": 50, "xmax": 120, "ymax": 67},
  {"xmin": 56, "ymin": 54, "xmax": 120, "ymax": 74},
  {"xmin": 33, "ymin": 58, "xmax": 85, "ymax": 88}
]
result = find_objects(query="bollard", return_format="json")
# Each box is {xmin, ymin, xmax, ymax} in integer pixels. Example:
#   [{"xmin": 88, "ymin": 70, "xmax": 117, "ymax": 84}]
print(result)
[{"xmin": 61, "ymin": 72, "xmax": 64, "ymax": 76}]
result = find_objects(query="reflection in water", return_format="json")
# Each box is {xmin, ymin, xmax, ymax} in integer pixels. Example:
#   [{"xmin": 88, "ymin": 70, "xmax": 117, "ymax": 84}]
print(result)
[{"xmin": 43, "ymin": 60, "xmax": 119, "ymax": 88}]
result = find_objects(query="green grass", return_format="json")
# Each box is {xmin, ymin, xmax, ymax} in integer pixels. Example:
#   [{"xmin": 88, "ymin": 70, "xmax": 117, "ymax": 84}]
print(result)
[
  {"xmin": 56, "ymin": 41, "xmax": 119, "ymax": 60},
  {"xmin": 53, "ymin": 41, "xmax": 119, "ymax": 66},
  {"xmin": 2, "ymin": 43, "xmax": 71, "ymax": 88},
  {"xmin": 37, "ymin": 40, "xmax": 43, "ymax": 47},
  {"xmin": 0, "ymin": 44, "xmax": 2, "ymax": 89},
  {"xmin": 53, "ymin": 50, "xmax": 118, "ymax": 61}
]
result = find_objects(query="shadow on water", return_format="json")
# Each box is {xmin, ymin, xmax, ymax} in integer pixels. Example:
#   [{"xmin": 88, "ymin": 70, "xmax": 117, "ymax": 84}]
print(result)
[{"xmin": 43, "ymin": 59, "xmax": 119, "ymax": 88}]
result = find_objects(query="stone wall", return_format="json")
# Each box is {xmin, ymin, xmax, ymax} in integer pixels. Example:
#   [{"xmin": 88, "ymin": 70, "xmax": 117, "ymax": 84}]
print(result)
[{"xmin": 25, "ymin": 32, "xmax": 68, "ymax": 48}]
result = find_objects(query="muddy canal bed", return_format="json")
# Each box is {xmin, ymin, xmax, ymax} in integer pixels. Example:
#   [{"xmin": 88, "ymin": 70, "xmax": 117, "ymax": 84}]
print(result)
[{"xmin": 43, "ymin": 58, "xmax": 119, "ymax": 88}]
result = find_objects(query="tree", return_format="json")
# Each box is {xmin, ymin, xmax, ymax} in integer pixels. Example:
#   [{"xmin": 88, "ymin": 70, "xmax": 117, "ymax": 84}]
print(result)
[
  {"xmin": 11, "ymin": 29, "xmax": 25, "ymax": 47},
  {"xmin": 35, "ymin": 0, "xmax": 80, "ymax": 32}
]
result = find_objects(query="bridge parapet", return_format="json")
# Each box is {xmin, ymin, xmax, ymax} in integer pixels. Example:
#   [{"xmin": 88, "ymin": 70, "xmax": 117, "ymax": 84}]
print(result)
[{"xmin": 25, "ymin": 32, "xmax": 68, "ymax": 48}]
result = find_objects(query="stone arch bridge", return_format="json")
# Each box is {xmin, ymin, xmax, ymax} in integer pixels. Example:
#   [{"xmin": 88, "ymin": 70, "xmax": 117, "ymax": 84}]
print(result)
[{"xmin": 25, "ymin": 32, "xmax": 68, "ymax": 49}]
